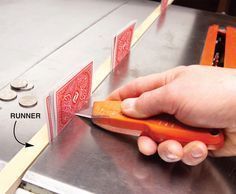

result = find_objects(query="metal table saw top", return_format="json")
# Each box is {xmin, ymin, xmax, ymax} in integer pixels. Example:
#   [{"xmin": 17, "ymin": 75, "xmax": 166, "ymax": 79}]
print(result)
[
  {"xmin": 0, "ymin": 0, "xmax": 157, "ymax": 162},
  {"xmin": 0, "ymin": 0, "xmax": 236, "ymax": 193}
]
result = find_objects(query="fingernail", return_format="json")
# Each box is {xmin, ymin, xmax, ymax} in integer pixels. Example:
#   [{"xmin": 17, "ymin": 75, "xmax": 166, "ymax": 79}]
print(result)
[
  {"xmin": 166, "ymin": 153, "xmax": 179, "ymax": 161},
  {"xmin": 122, "ymin": 98, "xmax": 147, "ymax": 118},
  {"xmin": 191, "ymin": 148, "xmax": 203, "ymax": 158},
  {"xmin": 122, "ymin": 98, "xmax": 136, "ymax": 111}
]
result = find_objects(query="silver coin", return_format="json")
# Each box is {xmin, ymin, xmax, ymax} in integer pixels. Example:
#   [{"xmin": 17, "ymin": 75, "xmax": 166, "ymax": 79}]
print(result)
[
  {"xmin": 10, "ymin": 79, "xmax": 28, "ymax": 89},
  {"xmin": 20, "ymin": 83, "xmax": 34, "ymax": 91},
  {"xmin": 0, "ymin": 89, "xmax": 17, "ymax": 101},
  {"xmin": 19, "ymin": 95, "xmax": 38, "ymax": 107}
]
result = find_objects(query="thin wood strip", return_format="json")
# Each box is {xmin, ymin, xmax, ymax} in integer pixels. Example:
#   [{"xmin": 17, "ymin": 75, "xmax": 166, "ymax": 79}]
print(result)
[
  {"xmin": 132, "ymin": 0, "xmax": 174, "ymax": 46},
  {"xmin": 92, "ymin": 57, "xmax": 111, "ymax": 92}
]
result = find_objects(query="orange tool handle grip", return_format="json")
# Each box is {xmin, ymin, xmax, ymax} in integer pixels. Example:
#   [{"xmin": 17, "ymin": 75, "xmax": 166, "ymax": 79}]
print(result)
[
  {"xmin": 145, "ymin": 117, "xmax": 223, "ymax": 150},
  {"xmin": 200, "ymin": 25, "xmax": 219, "ymax": 66},
  {"xmin": 92, "ymin": 101, "xmax": 224, "ymax": 150},
  {"xmin": 225, "ymin": 26, "xmax": 236, "ymax": 68}
]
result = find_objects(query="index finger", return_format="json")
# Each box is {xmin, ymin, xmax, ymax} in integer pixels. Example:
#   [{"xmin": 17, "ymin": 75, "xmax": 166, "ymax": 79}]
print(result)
[{"xmin": 107, "ymin": 66, "xmax": 184, "ymax": 100}]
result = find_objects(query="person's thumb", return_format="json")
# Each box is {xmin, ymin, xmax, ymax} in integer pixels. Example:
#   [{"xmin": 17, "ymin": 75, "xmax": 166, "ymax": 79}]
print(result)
[{"xmin": 121, "ymin": 87, "xmax": 175, "ymax": 118}]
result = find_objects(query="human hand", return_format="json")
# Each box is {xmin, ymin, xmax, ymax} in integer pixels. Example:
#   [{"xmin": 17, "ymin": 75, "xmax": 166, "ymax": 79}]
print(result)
[{"xmin": 108, "ymin": 65, "xmax": 236, "ymax": 166}]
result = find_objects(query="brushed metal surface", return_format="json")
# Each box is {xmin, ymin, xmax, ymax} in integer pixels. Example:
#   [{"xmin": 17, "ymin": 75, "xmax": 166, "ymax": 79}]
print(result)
[
  {"xmin": 0, "ymin": 0, "xmax": 157, "ymax": 163},
  {"xmin": 0, "ymin": 0, "xmax": 128, "ymax": 89},
  {"xmin": 24, "ymin": 5, "xmax": 236, "ymax": 194}
]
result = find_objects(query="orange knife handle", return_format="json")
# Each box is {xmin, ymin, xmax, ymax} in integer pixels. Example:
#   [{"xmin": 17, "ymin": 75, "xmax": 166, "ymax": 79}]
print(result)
[
  {"xmin": 144, "ymin": 117, "xmax": 224, "ymax": 150},
  {"xmin": 92, "ymin": 101, "xmax": 224, "ymax": 150}
]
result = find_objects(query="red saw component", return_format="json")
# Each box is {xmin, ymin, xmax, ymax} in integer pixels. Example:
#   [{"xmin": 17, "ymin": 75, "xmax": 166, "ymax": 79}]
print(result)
[{"xmin": 201, "ymin": 25, "xmax": 236, "ymax": 67}]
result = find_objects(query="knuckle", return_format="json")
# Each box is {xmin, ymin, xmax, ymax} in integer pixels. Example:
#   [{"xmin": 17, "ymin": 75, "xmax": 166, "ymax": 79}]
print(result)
[
  {"xmin": 176, "ymin": 65, "xmax": 186, "ymax": 70},
  {"xmin": 136, "ymin": 92, "xmax": 149, "ymax": 106},
  {"xmin": 162, "ymin": 85, "xmax": 178, "ymax": 114},
  {"xmin": 165, "ymin": 66, "xmax": 187, "ymax": 82},
  {"xmin": 136, "ymin": 92, "xmax": 151, "ymax": 112},
  {"xmin": 174, "ymin": 65, "xmax": 187, "ymax": 73},
  {"xmin": 187, "ymin": 64, "xmax": 202, "ymax": 71}
]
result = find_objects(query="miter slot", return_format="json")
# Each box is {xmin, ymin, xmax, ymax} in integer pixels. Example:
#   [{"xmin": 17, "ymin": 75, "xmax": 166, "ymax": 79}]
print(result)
[{"xmin": 213, "ymin": 30, "xmax": 226, "ymax": 67}]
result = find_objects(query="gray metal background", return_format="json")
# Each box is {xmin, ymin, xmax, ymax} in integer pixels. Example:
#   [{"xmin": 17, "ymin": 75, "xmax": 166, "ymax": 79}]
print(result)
[{"xmin": 0, "ymin": 0, "xmax": 236, "ymax": 193}]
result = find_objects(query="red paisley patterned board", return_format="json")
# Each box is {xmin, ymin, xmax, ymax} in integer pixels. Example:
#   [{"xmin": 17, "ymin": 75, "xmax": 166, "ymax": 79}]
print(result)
[
  {"xmin": 54, "ymin": 62, "xmax": 93, "ymax": 135},
  {"xmin": 112, "ymin": 21, "xmax": 136, "ymax": 69},
  {"xmin": 161, "ymin": 0, "xmax": 168, "ymax": 12}
]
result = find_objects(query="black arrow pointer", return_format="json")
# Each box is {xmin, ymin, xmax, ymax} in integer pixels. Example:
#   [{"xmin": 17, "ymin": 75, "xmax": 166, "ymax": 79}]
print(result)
[{"xmin": 13, "ymin": 120, "xmax": 34, "ymax": 148}]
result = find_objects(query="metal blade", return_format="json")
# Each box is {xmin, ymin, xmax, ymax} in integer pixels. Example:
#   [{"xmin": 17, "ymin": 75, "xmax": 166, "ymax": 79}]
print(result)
[
  {"xmin": 97, "ymin": 123, "xmax": 142, "ymax": 137},
  {"xmin": 76, "ymin": 104, "xmax": 142, "ymax": 137},
  {"xmin": 76, "ymin": 107, "xmax": 93, "ymax": 119}
]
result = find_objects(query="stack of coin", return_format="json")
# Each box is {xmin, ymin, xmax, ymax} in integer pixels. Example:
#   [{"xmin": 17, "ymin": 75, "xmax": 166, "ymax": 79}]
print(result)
[
  {"xmin": 0, "ymin": 89, "xmax": 17, "ymax": 101},
  {"xmin": 10, "ymin": 79, "xmax": 34, "ymax": 91},
  {"xmin": 19, "ymin": 95, "xmax": 38, "ymax": 108},
  {"xmin": 0, "ymin": 79, "xmax": 37, "ymax": 108}
]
